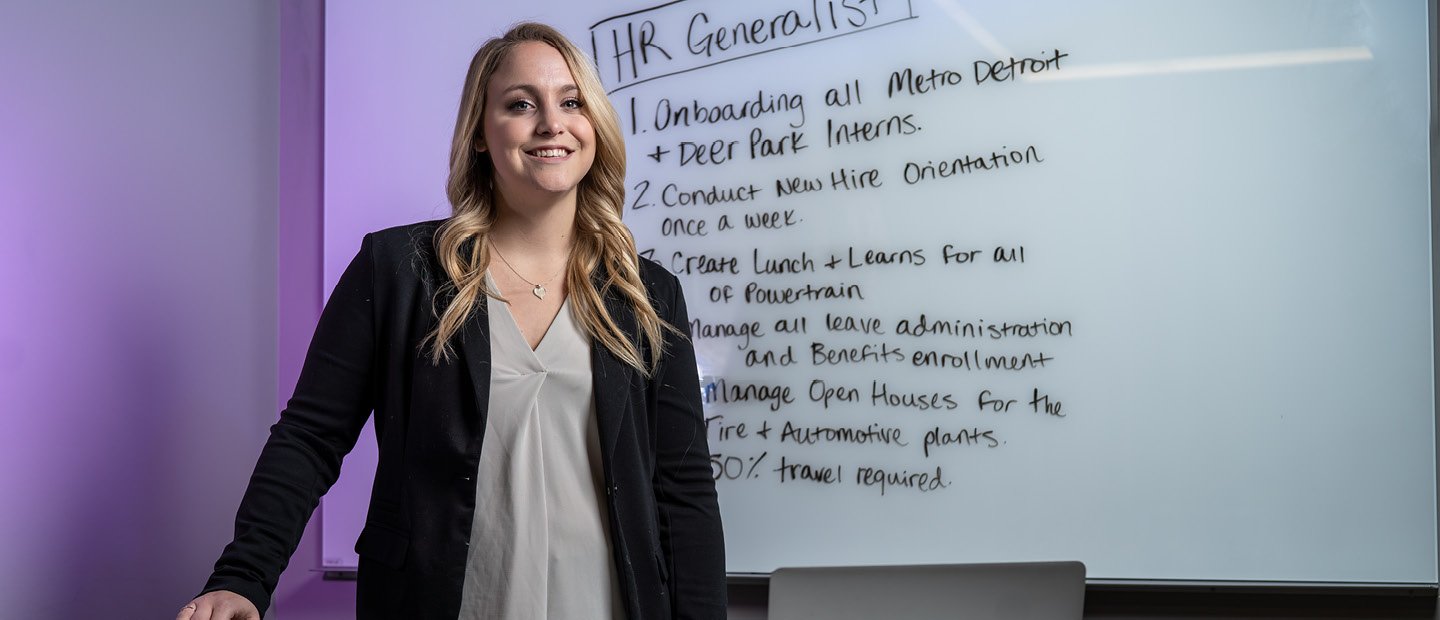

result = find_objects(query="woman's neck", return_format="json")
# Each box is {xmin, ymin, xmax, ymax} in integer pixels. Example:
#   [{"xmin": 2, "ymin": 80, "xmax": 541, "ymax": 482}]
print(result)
[{"xmin": 490, "ymin": 191, "xmax": 577, "ymax": 256}]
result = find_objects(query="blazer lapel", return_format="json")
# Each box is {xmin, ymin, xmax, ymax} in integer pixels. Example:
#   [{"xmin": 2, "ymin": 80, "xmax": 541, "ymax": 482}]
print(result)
[
  {"xmin": 592, "ymin": 283, "xmax": 636, "ymax": 458},
  {"xmin": 457, "ymin": 300, "xmax": 492, "ymax": 450}
]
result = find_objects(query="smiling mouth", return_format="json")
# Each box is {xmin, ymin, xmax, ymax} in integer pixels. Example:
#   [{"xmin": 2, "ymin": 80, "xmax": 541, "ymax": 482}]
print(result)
[{"xmin": 527, "ymin": 148, "xmax": 571, "ymax": 158}]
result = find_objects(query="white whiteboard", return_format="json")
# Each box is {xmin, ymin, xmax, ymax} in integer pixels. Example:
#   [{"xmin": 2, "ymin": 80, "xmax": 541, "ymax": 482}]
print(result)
[{"xmin": 322, "ymin": 0, "xmax": 1437, "ymax": 584}]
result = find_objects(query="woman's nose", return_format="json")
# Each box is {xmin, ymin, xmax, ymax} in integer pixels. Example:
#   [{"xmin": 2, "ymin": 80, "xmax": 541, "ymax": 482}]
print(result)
[{"xmin": 536, "ymin": 105, "xmax": 565, "ymax": 136}]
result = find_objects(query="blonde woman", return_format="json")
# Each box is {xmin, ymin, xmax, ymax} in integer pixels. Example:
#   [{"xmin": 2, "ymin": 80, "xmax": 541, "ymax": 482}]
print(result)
[{"xmin": 180, "ymin": 23, "xmax": 725, "ymax": 620}]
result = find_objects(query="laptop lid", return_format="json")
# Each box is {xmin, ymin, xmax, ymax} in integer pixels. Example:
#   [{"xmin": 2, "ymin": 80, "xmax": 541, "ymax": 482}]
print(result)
[{"xmin": 768, "ymin": 561, "xmax": 1086, "ymax": 620}]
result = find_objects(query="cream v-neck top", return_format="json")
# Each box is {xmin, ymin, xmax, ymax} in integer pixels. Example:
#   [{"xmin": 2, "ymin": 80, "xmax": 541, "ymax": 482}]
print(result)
[{"xmin": 456, "ymin": 283, "xmax": 624, "ymax": 620}]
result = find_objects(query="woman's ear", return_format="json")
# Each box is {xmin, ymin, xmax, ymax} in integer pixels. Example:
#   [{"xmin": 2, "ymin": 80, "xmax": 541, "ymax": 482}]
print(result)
[{"xmin": 474, "ymin": 137, "xmax": 487, "ymax": 153}]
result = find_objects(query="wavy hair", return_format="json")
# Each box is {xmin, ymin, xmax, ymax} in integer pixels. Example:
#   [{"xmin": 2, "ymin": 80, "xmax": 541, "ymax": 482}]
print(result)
[{"xmin": 425, "ymin": 22, "xmax": 668, "ymax": 374}]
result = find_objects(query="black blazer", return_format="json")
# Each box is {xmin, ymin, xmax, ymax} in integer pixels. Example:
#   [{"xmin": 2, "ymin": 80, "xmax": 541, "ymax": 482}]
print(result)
[{"xmin": 202, "ymin": 221, "xmax": 726, "ymax": 619}]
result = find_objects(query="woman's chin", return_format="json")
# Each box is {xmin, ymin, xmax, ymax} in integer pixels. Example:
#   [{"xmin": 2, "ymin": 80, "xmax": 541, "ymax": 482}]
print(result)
[{"xmin": 498, "ymin": 181, "xmax": 581, "ymax": 206}]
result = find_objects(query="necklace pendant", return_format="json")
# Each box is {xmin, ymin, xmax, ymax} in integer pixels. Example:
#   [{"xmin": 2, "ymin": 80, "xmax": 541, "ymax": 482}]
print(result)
[{"xmin": 532, "ymin": 284, "xmax": 546, "ymax": 299}]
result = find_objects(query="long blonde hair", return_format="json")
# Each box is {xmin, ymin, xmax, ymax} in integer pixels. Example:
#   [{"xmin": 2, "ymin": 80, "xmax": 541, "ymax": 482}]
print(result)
[{"xmin": 426, "ymin": 22, "xmax": 667, "ymax": 374}]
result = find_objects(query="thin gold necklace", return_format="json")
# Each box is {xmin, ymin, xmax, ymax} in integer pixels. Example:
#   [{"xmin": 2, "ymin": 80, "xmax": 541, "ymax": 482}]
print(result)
[{"xmin": 491, "ymin": 243, "xmax": 567, "ymax": 300}]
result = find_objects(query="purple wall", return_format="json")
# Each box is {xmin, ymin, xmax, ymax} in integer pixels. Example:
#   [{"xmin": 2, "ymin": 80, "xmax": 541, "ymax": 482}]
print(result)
[{"xmin": 0, "ymin": 1, "xmax": 279, "ymax": 617}]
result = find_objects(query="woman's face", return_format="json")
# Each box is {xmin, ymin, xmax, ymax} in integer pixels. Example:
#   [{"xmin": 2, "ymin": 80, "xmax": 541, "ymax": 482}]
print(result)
[{"xmin": 479, "ymin": 41, "xmax": 596, "ymax": 209}]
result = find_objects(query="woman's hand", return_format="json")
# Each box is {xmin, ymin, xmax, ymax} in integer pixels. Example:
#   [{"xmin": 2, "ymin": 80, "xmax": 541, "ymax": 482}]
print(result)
[{"xmin": 175, "ymin": 591, "xmax": 260, "ymax": 620}]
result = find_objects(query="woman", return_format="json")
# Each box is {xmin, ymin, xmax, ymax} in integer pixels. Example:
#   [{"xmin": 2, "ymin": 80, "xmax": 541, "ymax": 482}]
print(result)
[{"xmin": 179, "ymin": 23, "xmax": 725, "ymax": 620}]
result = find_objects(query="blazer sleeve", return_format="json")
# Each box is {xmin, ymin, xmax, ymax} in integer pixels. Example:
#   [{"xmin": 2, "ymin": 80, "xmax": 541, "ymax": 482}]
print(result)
[
  {"xmin": 650, "ymin": 271, "xmax": 727, "ymax": 619},
  {"xmin": 199, "ymin": 234, "xmax": 379, "ymax": 613}
]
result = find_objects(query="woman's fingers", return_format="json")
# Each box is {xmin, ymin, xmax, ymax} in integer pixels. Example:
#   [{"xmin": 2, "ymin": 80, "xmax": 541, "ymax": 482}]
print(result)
[
  {"xmin": 177, "ymin": 600, "xmax": 212, "ymax": 620},
  {"xmin": 177, "ymin": 591, "xmax": 259, "ymax": 620}
]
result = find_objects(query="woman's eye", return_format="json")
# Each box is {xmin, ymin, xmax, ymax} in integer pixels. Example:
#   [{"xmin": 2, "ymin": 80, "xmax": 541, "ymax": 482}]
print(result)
[
  {"xmin": 507, "ymin": 100, "xmax": 533, "ymax": 111},
  {"xmin": 562, "ymin": 98, "xmax": 583, "ymax": 109}
]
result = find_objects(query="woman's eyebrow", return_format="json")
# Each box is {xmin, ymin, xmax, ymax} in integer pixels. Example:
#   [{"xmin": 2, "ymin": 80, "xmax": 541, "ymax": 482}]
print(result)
[{"xmin": 500, "ymin": 83, "xmax": 579, "ymax": 96}]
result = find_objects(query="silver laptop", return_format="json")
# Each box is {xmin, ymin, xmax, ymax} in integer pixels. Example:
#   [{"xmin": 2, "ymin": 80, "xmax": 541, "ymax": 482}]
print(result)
[{"xmin": 768, "ymin": 561, "xmax": 1086, "ymax": 620}]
